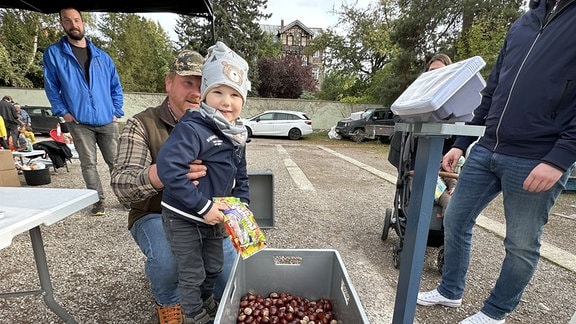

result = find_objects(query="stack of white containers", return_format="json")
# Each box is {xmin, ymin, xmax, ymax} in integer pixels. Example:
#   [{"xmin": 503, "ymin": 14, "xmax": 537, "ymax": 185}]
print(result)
[{"xmin": 391, "ymin": 56, "xmax": 487, "ymax": 123}]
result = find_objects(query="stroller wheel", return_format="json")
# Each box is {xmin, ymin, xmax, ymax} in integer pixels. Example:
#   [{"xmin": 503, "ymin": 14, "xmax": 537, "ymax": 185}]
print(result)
[
  {"xmin": 437, "ymin": 246, "xmax": 445, "ymax": 275},
  {"xmin": 381, "ymin": 208, "xmax": 393, "ymax": 241},
  {"xmin": 393, "ymin": 244, "xmax": 401, "ymax": 269}
]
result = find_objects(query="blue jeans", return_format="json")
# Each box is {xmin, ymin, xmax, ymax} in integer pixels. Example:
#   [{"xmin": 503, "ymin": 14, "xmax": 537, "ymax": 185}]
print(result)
[
  {"xmin": 67, "ymin": 122, "xmax": 119, "ymax": 200},
  {"xmin": 162, "ymin": 210, "xmax": 223, "ymax": 317},
  {"xmin": 131, "ymin": 213, "xmax": 180, "ymax": 306},
  {"xmin": 131, "ymin": 213, "xmax": 236, "ymax": 306},
  {"xmin": 438, "ymin": 145, "xmax": 570, "ymax": 320},
  {"xmin": 214, "ymin": 238, "xmax": 237, "ymax": 301}
]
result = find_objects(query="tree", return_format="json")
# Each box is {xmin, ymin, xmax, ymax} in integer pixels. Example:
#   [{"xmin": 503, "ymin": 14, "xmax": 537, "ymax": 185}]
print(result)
[
  {"xmin": 306, "ymin": 2, "xmax": 397, "ymax": 104},
  {"xmin": 317, "ymin": 70, "xmax": 357, "ymax": 101},
  {"xmin": 174, "ymin": 0, "xmax": 271, "ymax": 95},
  {"xmin": 365, "ymin": 0, "xmax": 523, "ymax": 106},
  {"xmin": 0, "ymin": 9, "xmax": 58, "ymax": 88},
  {"xmin": 258, "ymin": 55, "xmax": 316, "ymax": 99},
  {"xmin": 456, "ymin": 0, "xmax": 523, "ymax": 78},
  {"xmin": 97, "ymin": 13, "xmax": 174, "ymax": 93}
]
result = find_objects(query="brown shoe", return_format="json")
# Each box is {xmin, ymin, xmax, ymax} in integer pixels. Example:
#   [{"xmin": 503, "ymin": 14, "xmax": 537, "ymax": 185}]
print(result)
[{"xmin": 156, "ymin": 304, "xmax": 183, "ymax": 324}]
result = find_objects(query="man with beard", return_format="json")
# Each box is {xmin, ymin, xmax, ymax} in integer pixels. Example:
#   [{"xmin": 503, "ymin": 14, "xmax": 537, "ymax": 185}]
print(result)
[{"xmin": 43, "ymin": 7, "xmax": 124, "ymax": 216}]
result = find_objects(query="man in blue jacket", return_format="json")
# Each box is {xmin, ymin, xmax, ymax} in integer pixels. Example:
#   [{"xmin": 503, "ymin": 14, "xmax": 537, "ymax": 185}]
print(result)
[
  {"xmin": 417, "ymin": 1, "xmax": 576, "ymax": 323},
  {"xmin": 43, "ymin": 7, "xmax": 124, "ymax": 216}
]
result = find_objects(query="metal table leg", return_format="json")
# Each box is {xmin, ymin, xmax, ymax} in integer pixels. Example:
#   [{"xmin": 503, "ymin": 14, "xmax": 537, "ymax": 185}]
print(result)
[{"xmin": 29, "ymin": 226, "xmax": 78, "ymax": 324}]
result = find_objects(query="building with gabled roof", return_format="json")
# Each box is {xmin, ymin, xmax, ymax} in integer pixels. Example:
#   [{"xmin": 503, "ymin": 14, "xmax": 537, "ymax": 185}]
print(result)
[{"xmin": 260, "ymin": 19, "xmax": 325, "ymax": 89}]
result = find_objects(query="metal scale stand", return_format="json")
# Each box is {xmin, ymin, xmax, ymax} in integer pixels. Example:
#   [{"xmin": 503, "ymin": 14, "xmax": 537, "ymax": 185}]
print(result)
[{"xmin": 391, "ymin": 122, "xmax": 485, "ymax": 324}]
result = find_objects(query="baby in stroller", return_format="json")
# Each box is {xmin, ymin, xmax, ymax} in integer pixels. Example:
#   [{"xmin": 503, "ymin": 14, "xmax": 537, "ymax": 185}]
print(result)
[
  {"xmin": 382, "ymin": 130, "xmax": 461, "ymax": 273},
  {"xmin": 435, "ymin": 156, "xmax": 464, "ymax": 218}
]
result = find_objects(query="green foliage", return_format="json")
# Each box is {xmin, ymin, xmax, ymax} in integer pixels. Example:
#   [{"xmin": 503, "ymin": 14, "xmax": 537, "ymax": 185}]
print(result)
[
  {"xmin": 317, "ymin": 70, "xmax": 357, "ymax": 101},
  {"xmin": 0, "ymin": 1, "xmax": 527, "ymax": 104},
  {"xmin": 97, "ymin": 13, "xmax": 173, "ymax": 93},
  {"xmin": 299, "ymin": 91, "xmax": 316, "ymax": 100},
  {"xmin": 455, "ymin": 1, "xmax": 523, "ymax": 78},
  {"xmin": 308, "ymin": 2, "xmax": 395, "ymax": 82},
  {"xmin": 175, "ymin": 0, "xmax": 271, "ymax": 95},
  {"xmin": 0, "ymin": 9, "xmax": 56, "ymax": 88}
]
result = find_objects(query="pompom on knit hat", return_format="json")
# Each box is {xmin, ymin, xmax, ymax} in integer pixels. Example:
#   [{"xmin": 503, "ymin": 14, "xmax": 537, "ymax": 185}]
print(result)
[{"xmin": 201, "ymin": 41, "xmax": 251, "ymax": 106}]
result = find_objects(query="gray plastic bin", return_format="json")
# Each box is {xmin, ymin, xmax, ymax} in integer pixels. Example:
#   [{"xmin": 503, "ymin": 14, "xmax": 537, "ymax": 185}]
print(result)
[
  {"xmin": 215, "ymin": 248, "xmax": 369, "ymax": 323},
  {"xmin": 248, "ymin": 169, "xmax": 274, "ymax": 228}
]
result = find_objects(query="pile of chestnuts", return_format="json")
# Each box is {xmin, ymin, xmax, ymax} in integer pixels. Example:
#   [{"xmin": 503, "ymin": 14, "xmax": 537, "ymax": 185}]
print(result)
[{"xmin": 236, "ymin": 291, "xmax": 338, "ymax": 324}]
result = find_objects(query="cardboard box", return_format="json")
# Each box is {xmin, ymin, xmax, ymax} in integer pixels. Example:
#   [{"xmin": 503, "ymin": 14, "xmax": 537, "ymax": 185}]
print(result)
[
  {"xmin": 0, "ymin": 150, "xmax": 15, "ymax": 170},
  {"xmin": 216, "ymin": 249, "xmax": 369, "ymax": 323},
  {"xmin": 0, "ymin": 151, "xmax": 20, "ymax": 187},
  {"xmin": 0, "ymin": 169, "xmax": 20, "ymax": 187}
]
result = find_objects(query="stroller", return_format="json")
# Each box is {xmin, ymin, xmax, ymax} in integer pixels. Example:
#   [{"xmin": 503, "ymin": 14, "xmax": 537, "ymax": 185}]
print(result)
[{"xmin": 381, "ymin": 131, "xmax": 457, "ymax": 274}]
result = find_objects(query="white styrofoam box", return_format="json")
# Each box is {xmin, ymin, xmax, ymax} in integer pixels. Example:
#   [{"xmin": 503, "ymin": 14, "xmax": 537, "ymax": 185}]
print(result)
[
  {"xmin": 350, "ymin": 111, "xmax": 363, "ymax": 120},
  {"xmin": 391, "ymin": 56, "xmax": 486, "ymax": 123}
]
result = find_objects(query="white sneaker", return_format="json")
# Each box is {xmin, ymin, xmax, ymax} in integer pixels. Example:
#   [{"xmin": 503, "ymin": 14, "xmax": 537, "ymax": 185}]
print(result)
[
  {"xmin": 417, "ymin": 288, "xmax": 462, "ymax": 307},
  {"xmin": 459, "ymin": 311, "xmax": 505, "ymax": 324}
]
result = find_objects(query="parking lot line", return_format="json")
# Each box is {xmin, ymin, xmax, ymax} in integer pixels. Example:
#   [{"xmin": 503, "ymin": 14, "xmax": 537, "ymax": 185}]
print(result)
[
  {"xmin": 276, "ymin": 145, "xmax": 315, "ymax": 191},
  {"xmin": 319, "ymin": 144, "xmax": 576, "ymax": 274}
]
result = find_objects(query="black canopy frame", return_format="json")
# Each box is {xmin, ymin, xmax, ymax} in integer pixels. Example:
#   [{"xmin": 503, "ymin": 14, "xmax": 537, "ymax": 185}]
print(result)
[{"xmin": 0, "ymin": 0, "xmax": 215, "ymax": 39}]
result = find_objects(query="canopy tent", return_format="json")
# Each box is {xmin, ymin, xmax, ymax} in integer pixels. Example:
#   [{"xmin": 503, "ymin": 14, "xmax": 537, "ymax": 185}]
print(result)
[{"xmin": 0, "ymin": 0, "xmax": 215, "ymax": 38}]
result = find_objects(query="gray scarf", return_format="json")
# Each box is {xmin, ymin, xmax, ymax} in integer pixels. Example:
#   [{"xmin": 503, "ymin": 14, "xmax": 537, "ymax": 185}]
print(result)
[{"xmin": 200, "ymin": 102, "xmax": 248, "ymax": 147}]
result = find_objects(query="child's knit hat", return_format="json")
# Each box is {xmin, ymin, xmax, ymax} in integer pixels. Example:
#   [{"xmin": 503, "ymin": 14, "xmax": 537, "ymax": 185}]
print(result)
[{"xmin": 201, "ymin": 41, "xmax": 251, "ymax": 106}]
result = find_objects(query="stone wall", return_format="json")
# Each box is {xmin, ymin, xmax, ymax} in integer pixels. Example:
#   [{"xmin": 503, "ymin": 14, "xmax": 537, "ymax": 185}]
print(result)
[{"xmin": 1, "ymin": 87, "xmax": 383, "ymax": 130}]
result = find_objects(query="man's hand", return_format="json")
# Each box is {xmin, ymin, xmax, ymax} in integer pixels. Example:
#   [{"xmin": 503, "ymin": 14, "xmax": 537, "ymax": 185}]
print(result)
[
  {"xmin": 523, "ymin": 163, "xmax": 563, "ymax": 192},
  {"xmin": 62, "ymin": 113, "xmax": 78, "ymax": 124},
  {"xmin": 187, "ymin": 160, "xmax": 207, "ymax": 185},
  {"xmin": 149, "ymin": 159, "xmax": 206, "ymax": 189},
  {"xmin": 442, "ymin": 148, "xmax": 464, "ymax": 172}
]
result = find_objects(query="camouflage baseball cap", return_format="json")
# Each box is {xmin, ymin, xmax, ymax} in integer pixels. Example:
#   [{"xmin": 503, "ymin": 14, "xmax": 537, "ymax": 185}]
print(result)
[{"xmin": 171, "ymin": 50, "xmax": 204, "ymax": 76}]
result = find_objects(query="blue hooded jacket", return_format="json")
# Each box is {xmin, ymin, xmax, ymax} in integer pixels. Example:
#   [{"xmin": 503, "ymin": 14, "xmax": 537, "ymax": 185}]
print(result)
[
  {"xmin": 43, "ymin": 36, "xmax": 124, "ymax": 126},
  {"xmin": 455, "ymin": 0, "xmax": 576, "ymax": 171}
]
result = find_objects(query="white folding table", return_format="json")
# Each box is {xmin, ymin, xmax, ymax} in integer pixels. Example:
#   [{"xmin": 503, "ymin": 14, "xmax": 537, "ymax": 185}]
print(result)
[{"xmin": 0, "ymin": 187, "xmax": 98, "ymax": 323}]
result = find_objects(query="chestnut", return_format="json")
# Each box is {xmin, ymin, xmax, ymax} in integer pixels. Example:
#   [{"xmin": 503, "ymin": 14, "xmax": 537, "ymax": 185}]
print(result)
[{"xmin": 270, "ymin": 306, "xmax": 278, "ymax": 315}]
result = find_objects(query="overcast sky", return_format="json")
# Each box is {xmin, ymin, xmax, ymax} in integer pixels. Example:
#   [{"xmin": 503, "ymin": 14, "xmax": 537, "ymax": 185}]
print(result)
[{"xmin": 138, "ymin": 0, "xmax": 374, "ymax": 40}]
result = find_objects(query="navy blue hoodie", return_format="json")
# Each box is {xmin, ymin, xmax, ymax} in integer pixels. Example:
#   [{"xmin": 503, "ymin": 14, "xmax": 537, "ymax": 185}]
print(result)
[
  {"xmin": 157, "ymin": 109, "xmax": 249, "ymax": 224},
  {"xmin": 455, "ymin": 0, "xmax": 576, "ymax": 171}
]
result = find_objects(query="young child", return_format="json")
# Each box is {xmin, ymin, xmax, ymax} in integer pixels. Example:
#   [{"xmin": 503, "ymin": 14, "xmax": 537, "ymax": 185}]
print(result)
[
  {"xmin": 435, "ymin": 156, "xmax": 465, "ymax": 217},
  {"xmin": 156, "ymin": 41, "xmax": 251, "ymax": 324}
]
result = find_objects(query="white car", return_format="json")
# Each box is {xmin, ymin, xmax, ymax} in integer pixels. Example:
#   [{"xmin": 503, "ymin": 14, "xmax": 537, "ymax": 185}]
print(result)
[{"xmin": 242, "ymin": 110, "xmax": 313, "ymax": 140}]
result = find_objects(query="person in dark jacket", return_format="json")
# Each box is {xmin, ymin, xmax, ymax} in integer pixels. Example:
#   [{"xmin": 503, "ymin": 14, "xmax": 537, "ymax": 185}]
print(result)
[
  {"xmin": 417, "ymin": 1, "xmax": 576, "ymax": 323},
  {"xmin": 157, "ymin": 41, "xmax": 250, "ymax": 324},
  {"xmin": 110, "ymin": 49, "xmax": 237, "ymax": 323},
  {"xmin": 43, "ymin": 7, "xmax": 124, "ymax": 216},
  {"xmin": 0, "ymin": 95, "xmax": 19, "ymax": 147}
]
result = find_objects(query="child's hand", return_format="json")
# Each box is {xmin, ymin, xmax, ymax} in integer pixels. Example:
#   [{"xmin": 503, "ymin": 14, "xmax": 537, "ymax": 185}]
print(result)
[{"xmin": 203, "ymin": 201, "xmax": 227, "ymax": 225}]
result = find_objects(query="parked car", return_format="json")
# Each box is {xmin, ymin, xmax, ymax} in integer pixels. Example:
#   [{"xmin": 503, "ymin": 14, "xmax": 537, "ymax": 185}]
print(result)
[
  {"xmin": 243, "ymin": 110, "xmax": 313, "ymax": 140},
  {"xmin": 21, "ymin": 105, "xmax": 65, "ymax": 135},
  {"xmin": 335, "ymin": 107, "xmax": 396, "ymax": 143}
]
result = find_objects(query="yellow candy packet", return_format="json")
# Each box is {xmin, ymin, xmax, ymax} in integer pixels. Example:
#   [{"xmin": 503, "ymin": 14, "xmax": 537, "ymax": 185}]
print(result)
[{"xmin": 214, "ymin": 197, "xmax": 267, "ymax": 259}]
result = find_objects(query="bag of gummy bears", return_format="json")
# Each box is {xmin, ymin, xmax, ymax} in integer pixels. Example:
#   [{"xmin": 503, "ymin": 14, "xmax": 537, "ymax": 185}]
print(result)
[{"xmin": 214, "ymin": 197, "xmax": 267, "ymax": 259}]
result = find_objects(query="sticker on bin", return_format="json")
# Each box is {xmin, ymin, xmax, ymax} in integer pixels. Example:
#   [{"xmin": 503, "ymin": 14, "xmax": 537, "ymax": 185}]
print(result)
[{"xmin": 214, "ymin": 197, "xmax": 267, "ymax": 259}]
